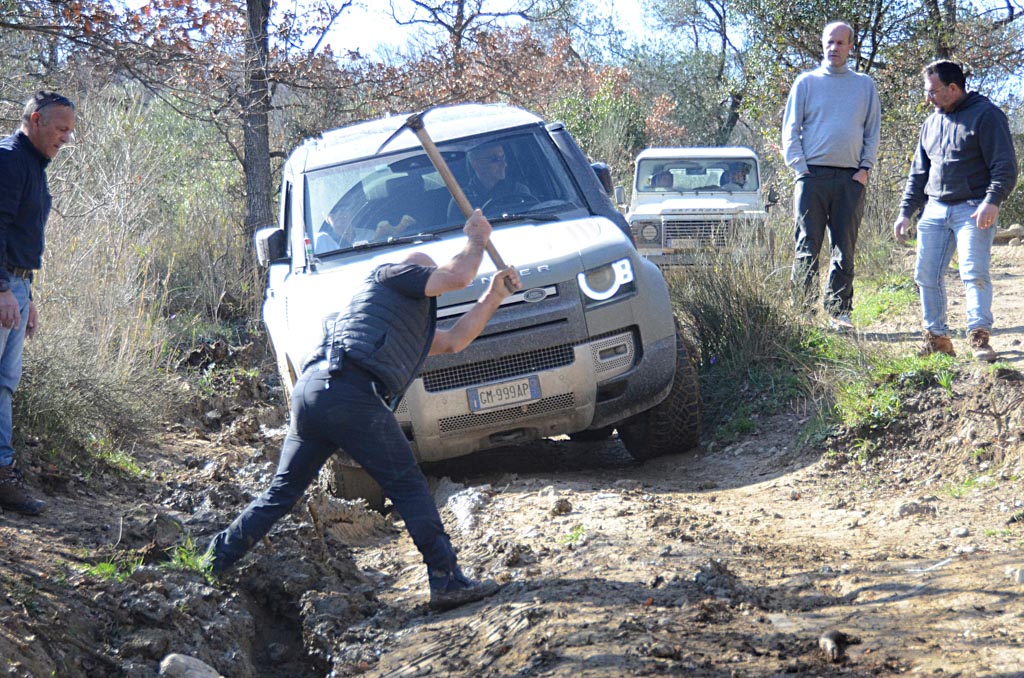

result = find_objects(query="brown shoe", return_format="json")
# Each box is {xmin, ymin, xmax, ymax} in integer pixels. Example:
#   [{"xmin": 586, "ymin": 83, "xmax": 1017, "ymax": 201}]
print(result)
[
  {"xmin": 918, "ymin": 331, "xmax": 956, "ymax": 357},
  {"xmin": 969, "ymin": 329, "xmax": 997, "ymax": 363},
  {"xmin": 0, "ymin": 464, "xmax": 45, "ymax": 516}
]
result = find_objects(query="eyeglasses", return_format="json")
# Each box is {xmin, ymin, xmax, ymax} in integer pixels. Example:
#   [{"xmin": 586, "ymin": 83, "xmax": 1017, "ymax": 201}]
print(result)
[
  {"xmin": 31, "ymin": 91, "xmax": 75, "ymax": 113},
  {"xmin": 924, "ymin": 84, "xmax": 949, "ymax": 99},
  {"xmin": 479, "ymin": 153, "xmax": 506, "ymax": 166}
]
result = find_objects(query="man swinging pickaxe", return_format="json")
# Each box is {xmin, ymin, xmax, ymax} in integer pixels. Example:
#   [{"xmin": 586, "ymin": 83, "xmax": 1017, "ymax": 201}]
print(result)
[{"xmin": 377, "ymin": 111, "xmax": 516, "ymax": 292}]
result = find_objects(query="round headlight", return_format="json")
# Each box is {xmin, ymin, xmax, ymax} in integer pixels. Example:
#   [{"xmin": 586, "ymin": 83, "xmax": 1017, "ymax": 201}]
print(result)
[
  {"xmin": 641, "ymin": 224, "xmax": 658, "ymax": 241},
  {"xmin": 583, "ymin": 266, "xmax": 616, "ymax": 295},
  {"xmin": 578, "ymin": 258, "xmax": 635, "ymax": 302}
]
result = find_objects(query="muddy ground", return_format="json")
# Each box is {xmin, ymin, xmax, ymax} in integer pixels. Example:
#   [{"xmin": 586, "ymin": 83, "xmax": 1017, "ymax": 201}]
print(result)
[{"xmin": 3, "ymin": 246, "xmax": 1024, "ymax": 677}]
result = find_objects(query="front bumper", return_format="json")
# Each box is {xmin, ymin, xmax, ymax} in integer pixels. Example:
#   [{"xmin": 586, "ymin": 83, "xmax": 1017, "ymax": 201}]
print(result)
[{"xmin": 396, "ymin": 325, "xmax": 676, "ymax": 462}]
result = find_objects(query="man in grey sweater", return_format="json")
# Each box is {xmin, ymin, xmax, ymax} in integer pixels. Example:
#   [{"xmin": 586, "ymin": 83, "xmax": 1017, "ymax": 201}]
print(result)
[
  {"xmin": 893, "ymin": 60, "xmax": 1017, "ymax": 362},
  {"xmin": 782, "ymin": 21, "xmax": 881, "ymax": 330}
]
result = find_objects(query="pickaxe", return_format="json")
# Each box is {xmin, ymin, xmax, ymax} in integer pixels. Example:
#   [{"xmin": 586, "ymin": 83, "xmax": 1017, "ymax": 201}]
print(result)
[{"xmin": 377, "ymin": 111, "xmax": 514, "ymax": 291}]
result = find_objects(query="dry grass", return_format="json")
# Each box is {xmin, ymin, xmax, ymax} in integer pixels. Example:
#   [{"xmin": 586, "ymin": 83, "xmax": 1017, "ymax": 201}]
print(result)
[{"xmin": 11, "ymin": 86, "xmax": 252, "ymax": 456}]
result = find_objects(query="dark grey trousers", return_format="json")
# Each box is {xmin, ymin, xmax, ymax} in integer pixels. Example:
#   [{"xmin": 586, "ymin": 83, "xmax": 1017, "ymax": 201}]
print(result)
[{"xmin": 791, "ymin": 165, "xmax": 866, "ymax": 316}]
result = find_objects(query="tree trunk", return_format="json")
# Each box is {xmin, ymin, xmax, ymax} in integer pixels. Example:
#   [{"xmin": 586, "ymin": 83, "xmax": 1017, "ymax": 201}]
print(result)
[
  {"xmin": 715, "ymin": 91, "xmax": 742, "ymax": 145},
  {"xmin": 243, "ymin": 0, "xmax": 275, "ymax": 236},
  {"xmin": 922, "ymin": 0, "xmax": 954, "ymax": 59}
]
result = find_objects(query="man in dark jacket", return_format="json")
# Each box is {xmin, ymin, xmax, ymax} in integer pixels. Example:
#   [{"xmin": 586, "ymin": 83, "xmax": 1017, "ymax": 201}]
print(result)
[
  {"xmin": 206, "ymin": 210, "xmax": 522, "ymax": 611},
  {"xmin": 894, "ymin": 60, "xmax": 1018, "ymax": 361},
  {"xmin": 0, "ymin": 91, "xmax": 76, "ymax": 516}
]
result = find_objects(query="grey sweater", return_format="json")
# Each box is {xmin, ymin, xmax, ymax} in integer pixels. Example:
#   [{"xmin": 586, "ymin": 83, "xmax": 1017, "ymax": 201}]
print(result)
[
  {"xmin": 899, "ymin": 91, "xmax": 1018, "ymax": 217},
  {"xmin": 782, "ymin": 61, "xmax": 881, "ymax": 175}
]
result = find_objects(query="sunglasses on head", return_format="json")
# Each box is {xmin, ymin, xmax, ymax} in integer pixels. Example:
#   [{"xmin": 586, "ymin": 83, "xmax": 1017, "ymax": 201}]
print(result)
[{"xmin": 32, "ymin": 91, "xmax": 75, "ymax": 112}]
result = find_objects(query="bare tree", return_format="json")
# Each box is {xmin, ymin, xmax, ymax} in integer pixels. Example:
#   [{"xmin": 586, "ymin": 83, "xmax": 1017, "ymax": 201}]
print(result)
[{"xmin": 0, "ymin": 0, "xmax": 357, "ymax": 234}]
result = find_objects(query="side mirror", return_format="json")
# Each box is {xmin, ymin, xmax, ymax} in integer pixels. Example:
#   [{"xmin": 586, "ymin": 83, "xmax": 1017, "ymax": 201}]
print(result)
[
  {"xmin": 766, "ymin": 186, "xmax": 780, "ymax": 211},
  {"xmin": 255, "ymin": 225, "xmax": 287, "ymax": 267},
  {"xmin": 613, "ymin": 185, "xmax": 626, "ymax": 207},
  {"xmin": 590, "ymin": 161, "xmax": 615, "ymax": 197}
]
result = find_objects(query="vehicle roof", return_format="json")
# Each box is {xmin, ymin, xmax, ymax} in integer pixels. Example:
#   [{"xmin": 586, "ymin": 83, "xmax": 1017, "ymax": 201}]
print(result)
[
  {"xmin": 636, "ymin": 147, "xmax": 759, "ymax": 161},
  {"xmin": 294, "ymin": 104, "xmax": 545, "ymax": 172}
]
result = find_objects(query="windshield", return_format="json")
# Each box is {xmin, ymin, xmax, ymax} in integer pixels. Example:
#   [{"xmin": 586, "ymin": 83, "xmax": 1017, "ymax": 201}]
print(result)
[
  {"xmin": 636, "ymin": 157, "xmax": 759, "ymax": 194},
  {"xmin": 305, "ymin": 128, "xmax": 587, "ymax": 255}
]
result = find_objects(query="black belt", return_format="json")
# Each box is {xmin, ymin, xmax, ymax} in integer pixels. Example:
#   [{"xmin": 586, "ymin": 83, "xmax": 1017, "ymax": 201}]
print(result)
[
  {"xmin": 309, "ymin": 359, "xmax": 390, "ymax": 395},
  {"xmin": 6, "ymin": 266, "xmax": 34, "ymax": 281}
]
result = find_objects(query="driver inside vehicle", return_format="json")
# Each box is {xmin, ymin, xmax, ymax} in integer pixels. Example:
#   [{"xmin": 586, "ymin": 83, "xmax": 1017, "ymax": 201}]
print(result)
[
  {"xmin": 650, "ymin": 171, "xmax": 674, "ymax": 190},
  {"xmin": 719, "ymin": 162, "xmax": 750, "ymax": 191},
  {"xmin": 453, "ymin": 141, "xmax": 534, "ymax": 217}
]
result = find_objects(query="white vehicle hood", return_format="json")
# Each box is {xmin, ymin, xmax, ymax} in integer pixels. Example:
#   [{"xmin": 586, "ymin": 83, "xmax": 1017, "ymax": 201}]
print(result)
[
  {"xmin": 278, "ymin": 216, "xmax": 630, "ymax": 364},
  {"xmin": 628, "ymin": 196, "xmax": 752, "ymax": 218}
]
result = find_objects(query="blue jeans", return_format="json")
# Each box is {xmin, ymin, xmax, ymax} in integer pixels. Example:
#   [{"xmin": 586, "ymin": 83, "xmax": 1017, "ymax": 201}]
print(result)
[
  {"xmin": 914, "ymin": 199, "xmax": 996, "ymax": 336},
  {"xmin": 208, "ymin": 364, "xmax": 458, "ymax": 574},
  {"xmin": 0, "ymin": 278, "xmax": 31, "ymax": 467}
]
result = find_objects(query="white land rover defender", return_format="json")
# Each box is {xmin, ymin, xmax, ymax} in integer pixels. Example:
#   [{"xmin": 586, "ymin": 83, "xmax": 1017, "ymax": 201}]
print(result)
[
  {"xmin": 255, "ymin": 104, "xmax": 702, "ymax": 507},
  {"xmin": 622, "ymin": 147, "xmax": 778, "ymax": 265}
]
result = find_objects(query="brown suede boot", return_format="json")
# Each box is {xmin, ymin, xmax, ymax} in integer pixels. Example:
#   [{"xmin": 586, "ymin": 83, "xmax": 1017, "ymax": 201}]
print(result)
[
  {"xmin": 969, "ymin": 328, "xmax": 997, "ymax": 363},
  {"xmin": 918, "ymin": 331, "xmax": 956, "ymax": 357},
  {"xmin": 0, "ymin": 464, "xmax": 45, "ymax": 516}
]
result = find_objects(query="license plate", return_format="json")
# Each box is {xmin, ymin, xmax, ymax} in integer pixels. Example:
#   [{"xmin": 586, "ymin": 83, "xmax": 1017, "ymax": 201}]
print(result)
[
  {"xmin": 667, "ymin": 238, "xmax": 698, "ymax": 249},
  {"xmin": 467, "ymin": 375, "xmax": 541, "ymax": 412}
]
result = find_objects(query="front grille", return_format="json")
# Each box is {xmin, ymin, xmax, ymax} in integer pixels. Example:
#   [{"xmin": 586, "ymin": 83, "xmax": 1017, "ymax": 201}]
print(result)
[
  {"xmin": 422, "ymin": 344, "xmax": 575, "ymax": 392},
  {"xmin": 663, "ymin": 218, "xmax": 731, "ymax": 247},
  {"xmin": 438, "ymin": 393, "xmax": 576, "ymax": 434}
]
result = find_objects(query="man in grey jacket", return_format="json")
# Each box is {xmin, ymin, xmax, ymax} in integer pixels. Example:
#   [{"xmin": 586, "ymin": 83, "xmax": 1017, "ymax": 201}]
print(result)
[
  {"xmin": 894, "ymin": 60, "xmax": 1018, "ymax": 362},
  {"xmin": 782, "ymin": 21, "xmax": 881, "ymax": 330}
]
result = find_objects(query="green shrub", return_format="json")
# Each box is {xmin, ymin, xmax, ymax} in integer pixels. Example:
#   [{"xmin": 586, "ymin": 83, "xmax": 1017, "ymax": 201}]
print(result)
[
  {"xmin": 665, "ymin": 219, "xmax": 813, "ymax": 425},
  {"xmin": 664, "ymin": 214, "xmax": 936, "ymax": 442}
]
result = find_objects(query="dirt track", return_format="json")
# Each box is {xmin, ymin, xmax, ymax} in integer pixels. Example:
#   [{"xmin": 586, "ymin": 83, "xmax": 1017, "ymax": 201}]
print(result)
[{"xmin": 2, "ymin": 246, "xmax": 1024, "ymax": 677}]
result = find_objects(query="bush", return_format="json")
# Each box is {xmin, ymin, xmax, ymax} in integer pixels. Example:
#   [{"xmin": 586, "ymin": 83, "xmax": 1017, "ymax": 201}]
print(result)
[
  {"xmin": 664, "ymin": 214, "xmax": 812, "ymax": 426},
  {"xmin": 12, "ymin": 84, "xmax": 249, "ymax": 456},
  {"xmin": 664, "ymin": 210, "xmax": 907, "ymax": 439}
]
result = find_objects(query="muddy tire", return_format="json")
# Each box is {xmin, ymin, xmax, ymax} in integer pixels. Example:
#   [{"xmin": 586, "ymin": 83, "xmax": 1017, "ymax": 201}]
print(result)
[
  {"xmin": 329, "ymin": 460, "xmax": 385, "ymax": 512},
  {"xmin": 568, "ymin": 426, "xmax": 615, "ymax": 442},
  {"xmin": 619, "ymin": 330, "xmax": 701, "ymax": 461}
]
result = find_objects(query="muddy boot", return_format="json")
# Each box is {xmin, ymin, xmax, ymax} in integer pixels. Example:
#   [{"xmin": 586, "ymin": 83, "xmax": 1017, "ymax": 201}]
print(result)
[
  {"xmin": 918, "ymin": 331, "xmax": 956, "ymax": 357},
  {"xmin": 0, "ymin": 464, "xmax": 45, "ymax": 516},
  {"xmin": 969, "ymin": 328, "xmax": 997, "ymax": 363},
  {"xmin": 428, "ymin": 567, "xmax": 499, "ymax": 611}
]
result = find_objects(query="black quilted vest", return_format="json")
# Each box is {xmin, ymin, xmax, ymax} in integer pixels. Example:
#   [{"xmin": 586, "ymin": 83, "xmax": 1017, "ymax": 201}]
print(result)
[{"xmin": 308, "ymin": 265, "xmax": 436, "ymax": 399}]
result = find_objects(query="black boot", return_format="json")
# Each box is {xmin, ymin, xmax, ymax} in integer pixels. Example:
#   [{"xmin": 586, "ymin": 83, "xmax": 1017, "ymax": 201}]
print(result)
[{"xmin": 428, "ymin": 567, "xmax": 499, "ymax": 611}]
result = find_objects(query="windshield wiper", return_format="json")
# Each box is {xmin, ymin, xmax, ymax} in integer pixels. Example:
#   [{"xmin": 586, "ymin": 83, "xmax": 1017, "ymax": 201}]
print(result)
[
  {"xmin": 489, "ymin": 212, "xmax": 560, "ymax": 225},
  {"xmin": 343, "ymin": 232, "xmax": 441, "ymax": 253}
]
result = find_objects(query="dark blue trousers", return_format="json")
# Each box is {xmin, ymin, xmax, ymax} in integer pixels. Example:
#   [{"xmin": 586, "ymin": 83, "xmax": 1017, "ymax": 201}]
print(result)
[{"xmin": 208, "ymin": 365, "xmax": 457, "ymax": 574}]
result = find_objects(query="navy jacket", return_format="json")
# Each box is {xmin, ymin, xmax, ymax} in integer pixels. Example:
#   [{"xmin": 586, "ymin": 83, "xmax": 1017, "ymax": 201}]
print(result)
[
  {"xmin": 0, "ymin": 131, "xmax": 51, "ymax": 285},
  {"xmin": 900, "ymin": 92, "xmax": 1018, "ymax": 218}
]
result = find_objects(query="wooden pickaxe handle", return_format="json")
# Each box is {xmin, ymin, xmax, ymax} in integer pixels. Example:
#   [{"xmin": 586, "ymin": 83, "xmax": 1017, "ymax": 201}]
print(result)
[{"xmin": 404, "ymin": 114, "xmax": 513, "ymax": 287}]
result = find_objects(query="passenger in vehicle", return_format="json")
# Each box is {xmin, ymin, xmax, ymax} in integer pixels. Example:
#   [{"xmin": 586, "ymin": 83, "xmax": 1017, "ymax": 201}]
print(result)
[
  {"xmin": 315, "ymin": 211, "xmax": 352, "ymax": 253},
  {"xmin": 316, "ymin": 209, "xmax": 417, "ymax": 253}
]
